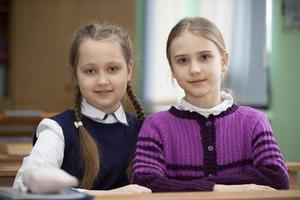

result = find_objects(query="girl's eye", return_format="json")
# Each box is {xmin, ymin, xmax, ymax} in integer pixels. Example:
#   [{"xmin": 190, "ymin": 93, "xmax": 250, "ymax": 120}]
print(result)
[
  {"xmin": 199, "ymin": 54, "xmax": 209, "ymax": 61},
  {"xmin": 85, "ymin": 68, "xmax": 96, "ymax": 75},
  {"xmin": 108, "ymin": 66, "xmax": 120, "ymax": 73},
  {"xmin": 176, "ymin": 58, "xmax": 188, "ymax": 65}
]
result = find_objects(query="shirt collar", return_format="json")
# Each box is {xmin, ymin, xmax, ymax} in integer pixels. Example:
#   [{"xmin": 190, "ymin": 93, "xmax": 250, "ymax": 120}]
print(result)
[
  {"xmin": 176, "ymin": 90, "xmax": 234, "ymax": 118},
  {"xmin": 81, "ymin": 98, "xmax": 129, "ymax": 126}
]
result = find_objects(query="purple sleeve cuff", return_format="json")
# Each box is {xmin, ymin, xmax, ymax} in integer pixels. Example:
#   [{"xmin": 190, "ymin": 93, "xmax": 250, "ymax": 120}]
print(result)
[
  {"xmin": 208, "ymin": 165, "xmax": 289, "ymax": 189},
  {"xmin": 133, "ymin": 173, "xmax": 215, "ymax": 192}
]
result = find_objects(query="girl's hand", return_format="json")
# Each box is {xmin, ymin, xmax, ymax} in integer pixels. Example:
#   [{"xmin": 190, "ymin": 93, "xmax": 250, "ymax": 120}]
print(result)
[
  {"xmin": 78, "ymin": 184, "xmax": 151, "ymax": 195},
  {"xmin": 214, "ymin": 184, "xmax": 276, "ymax": 192},
  {"xmin": 109, "ymin": 184, "xmax": 152, "ymax": 195}
]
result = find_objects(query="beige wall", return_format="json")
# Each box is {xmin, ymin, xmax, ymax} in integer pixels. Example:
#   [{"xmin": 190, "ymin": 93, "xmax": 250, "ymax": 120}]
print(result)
[{"xmin": 6, "ymin": 0, "xmax": 136, "ymax": 112}]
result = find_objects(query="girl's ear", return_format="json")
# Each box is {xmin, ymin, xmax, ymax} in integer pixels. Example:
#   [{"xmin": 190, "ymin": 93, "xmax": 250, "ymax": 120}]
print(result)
[
  {"xmin": 221, "ymin": 52, "xmax": 230, "ymax": 72},
  {"xmin": 127, "ymin": 61, "xmax": 133, "ymax": 81}
]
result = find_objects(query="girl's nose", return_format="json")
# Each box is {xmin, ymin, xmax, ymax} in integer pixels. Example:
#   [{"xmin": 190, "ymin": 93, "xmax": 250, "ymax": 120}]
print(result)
[
  {"xmin": 190, "ymin": 61, "xmax": 201, "ymax": 75},
  {"xmin": 97, "ymin": 74, "xmax": 109, "ymax": 85}
]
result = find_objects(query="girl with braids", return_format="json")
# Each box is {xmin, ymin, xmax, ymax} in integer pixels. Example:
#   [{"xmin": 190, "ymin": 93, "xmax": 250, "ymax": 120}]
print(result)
[
  {"xmin": 13, "ymin": 23, "xmax": 151, "ymax": 195},
  {"xmin": 133, "ymin": 17, "xmax": 289, "ymax": 192}
]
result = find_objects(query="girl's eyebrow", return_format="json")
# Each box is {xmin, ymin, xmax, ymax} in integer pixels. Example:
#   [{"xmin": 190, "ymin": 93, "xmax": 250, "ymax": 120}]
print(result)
[
  {"xmin": 197, "ymin": 50, "xmax": 214, "ymax": 54},
  {"xmin": 79, "ymin": 62, "xmax": 96, "ymax": 68},
  {"xmin": 106, "ymin": 61, "xmax": 123, "ymax": 65},
  {"xmin": 173, "ymin": 50, "xmax": 214, "ymax": 58},
  {"xmin": 79, "ymin": 60, "xmax": 124, "ymax": 67},
  {"xmin": 173, "ymin": 54, "xmax": 188, "ymax": 58}
]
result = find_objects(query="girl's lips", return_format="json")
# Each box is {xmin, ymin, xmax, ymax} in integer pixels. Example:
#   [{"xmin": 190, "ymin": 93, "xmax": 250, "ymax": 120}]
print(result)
[
  {"xmin": 95, "ymin": 90, "xmax": 113, "ymax": 95},
  {"xmin": 188, "ymin": 79, "xmax": 207, "ymax": 84}
]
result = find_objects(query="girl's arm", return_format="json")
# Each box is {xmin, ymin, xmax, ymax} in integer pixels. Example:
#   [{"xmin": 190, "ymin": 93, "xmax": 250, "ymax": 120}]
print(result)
[
  {"xmin": 78, "ymin": 184, "xmax": 151, "ymax": 195},
  {"xmin": 208, "ymin": 164, "xmax": 289, "ymax": 190},
  {"xmin": 132, "ymin": 116, "xmax": 215, "ymax": 192},
  {"xmin": 209, "ymin": 112, "xmax": 289, "ymax": 190},
  {"xmin": 213, "ymin": 184, "xmax": 276, "ymax": 192},
  {"xmin": 14, "ymin": 119, "xmax": 151, "ymax": 195},
  {"xmin": 13, "ymin": 118, "xmax": 65, "ymax": 192},
  {"xmin": 133, "ymin": 173, "xmax": 215, "ymax": 192}
]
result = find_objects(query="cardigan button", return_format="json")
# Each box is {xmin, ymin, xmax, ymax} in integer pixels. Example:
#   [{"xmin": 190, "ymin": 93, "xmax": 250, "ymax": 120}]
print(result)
[
  {"xmin": 207, "ymin": 145, "xmax": 214, "ymax": 151},
  {"xmin": 205, "ymin": 121, "xmax": 212, "ymax": 127}
]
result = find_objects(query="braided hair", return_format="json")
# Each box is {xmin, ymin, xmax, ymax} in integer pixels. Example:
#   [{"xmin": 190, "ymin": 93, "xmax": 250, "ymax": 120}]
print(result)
[{"xmin": 69, "ymin": 23, "xmax": 144, "ymax": 189}]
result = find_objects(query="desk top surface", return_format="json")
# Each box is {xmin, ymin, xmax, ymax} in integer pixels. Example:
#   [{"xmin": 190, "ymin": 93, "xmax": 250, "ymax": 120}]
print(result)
[
  {"xmin": 0, "ymin": 153, "xmax": 24, "ymax": 162},
  {"xmin": 93, "ymin": 190, "xmax": 300, "ymax": 200},
  {"xmin": 0, "ymin": 153, "xmax": 22, "ymax": 176},
  {"xmin": 287, "ymin": 162, "xmax": 300, "ymax": 171},
  {"xmin": 0, "ymin": 166, "xmax": 19, "ymax": 176}
]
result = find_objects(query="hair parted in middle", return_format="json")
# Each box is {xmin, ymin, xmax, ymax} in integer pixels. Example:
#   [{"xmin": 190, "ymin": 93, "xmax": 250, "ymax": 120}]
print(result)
[{"xmin": 166, "ymin": 17, "xmax": 227, "ymax": 66}]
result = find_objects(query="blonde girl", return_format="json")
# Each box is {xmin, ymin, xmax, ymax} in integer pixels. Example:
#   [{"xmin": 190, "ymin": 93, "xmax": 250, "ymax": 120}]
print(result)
[
  {"xmin": 132, "ymin": 17, "xmax": 289, "ymax": 192},
  {"xmin": 13, "ymin": 23, "xmax": 151, "ymax": 195}
]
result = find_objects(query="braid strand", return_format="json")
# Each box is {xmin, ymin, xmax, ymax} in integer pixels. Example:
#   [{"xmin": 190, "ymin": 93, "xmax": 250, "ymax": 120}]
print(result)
[{"xmin": 126, "ymin": 82, "xmax": 145, "ymax": 122}]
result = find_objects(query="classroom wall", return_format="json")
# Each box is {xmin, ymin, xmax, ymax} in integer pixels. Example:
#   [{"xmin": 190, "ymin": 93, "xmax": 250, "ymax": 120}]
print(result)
[
  {"xmin": 270, "ymin": 0, "xmax": 300, "ymax": 162},
  {"xmin": 1, "ymin": 0, "xmax": 137, "ymax": 113}
]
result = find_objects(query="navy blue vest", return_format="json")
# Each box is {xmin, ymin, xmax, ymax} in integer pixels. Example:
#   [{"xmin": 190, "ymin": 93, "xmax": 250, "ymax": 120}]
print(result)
[{"xmin": 33, "ymin": 110, "xmax": 141, "ymax": 190}]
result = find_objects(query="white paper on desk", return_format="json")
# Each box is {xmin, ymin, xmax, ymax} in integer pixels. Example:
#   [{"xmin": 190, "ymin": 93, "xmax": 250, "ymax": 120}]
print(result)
[{"xmin": 0, "ymin": 187, "xmax": 92, "ymax": 200}]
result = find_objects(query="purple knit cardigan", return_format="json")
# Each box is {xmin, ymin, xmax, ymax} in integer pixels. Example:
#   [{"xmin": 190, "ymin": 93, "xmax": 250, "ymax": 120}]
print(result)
[{"xmin": 132, "ymin": 104, "xmax": 289, "ymax": 192}]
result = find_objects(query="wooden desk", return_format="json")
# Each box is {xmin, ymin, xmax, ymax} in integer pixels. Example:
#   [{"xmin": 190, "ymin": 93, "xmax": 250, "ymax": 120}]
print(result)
[
  {"xmin": 93, "ymin": 190, "xmax": 300, "ymax": 200},
  {"xmin": 0, "ymin": 115, "xmax": 40, "ymax": 137},
  {"xmin": 287, "ymin": 162, "xmax": 300, "ymax": 189},
  {"xmin": 0, "ymin": 153, "xmax": 23, "ymax": 186},
  {"xmin": 0, "ymin": 112, "xmax": 56, "ymax": 137},
  {"xmin": 6, "ymin": 142, "xmax": 32, "ymax": 155},
  {"xmin": 0, "ymin": 165, "xmax": 19, "ymax": 186},
  {"xmin": 0, "ymin": 153, "xmax": 24, "ymax": 164},
  {"xmin": 0, "ymin": 152, "xmax": 299, "ymax": 190}
]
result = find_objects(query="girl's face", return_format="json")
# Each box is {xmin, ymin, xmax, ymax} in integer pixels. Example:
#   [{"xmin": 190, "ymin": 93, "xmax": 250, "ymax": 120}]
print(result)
[
  {"xmin": 169, "ymin": 31, "xmax": 228, "ymax": 108},
  {"xmin": 76, "ymin": 39, "xmax": 132, "ymax": 113}
]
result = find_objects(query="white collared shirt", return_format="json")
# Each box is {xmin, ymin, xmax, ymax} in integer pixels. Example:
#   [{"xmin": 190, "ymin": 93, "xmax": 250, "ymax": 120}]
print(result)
[
  {"xmin": 81, "ymin": 98, "xmax": 129, "ymax": 126},
  {"xmin": 13, "ymin": 99, "xmax": 128, "ymax": 191},
  {"xmin": 176, "ymin": 90, "xmax": 234, "ymax": 118}
]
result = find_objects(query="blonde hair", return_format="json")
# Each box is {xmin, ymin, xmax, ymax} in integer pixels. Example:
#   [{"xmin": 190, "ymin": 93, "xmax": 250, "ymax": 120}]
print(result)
[
  {"xmin": 69, "ymin": 23, "xmax": 144, "ymax": 189},
  {"xmin": 166, "ymin": 17, "xmax": 226, "ymax": 65}
]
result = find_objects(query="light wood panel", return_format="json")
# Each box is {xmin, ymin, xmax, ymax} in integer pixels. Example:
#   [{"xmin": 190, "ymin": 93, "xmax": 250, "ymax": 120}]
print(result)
[
  {"xmin": 287, "ymin": 162, "xmax": 300, "ymax": 189},
  {"xmin": 93, "ymin": 190, "xmax": 300, "ymax": 200},
  {"xmin": 8, "ymin": 0, "xmax": 136, "ymax": 112},
  {"xmin": 0, "ymin": 153, "xmax": 21, "ymax": 187}
]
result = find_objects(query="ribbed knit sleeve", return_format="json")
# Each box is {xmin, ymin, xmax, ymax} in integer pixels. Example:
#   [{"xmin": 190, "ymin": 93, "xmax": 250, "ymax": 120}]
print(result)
[
  {"xmin": 132, "ymin": 114, "xmax": 215, "ymax": 192},
  {"xmin": 209, "ymin": 111, "xmax": 289, "ymax": 189},
  {"xmin": 133, "ymin": 173, "xmax": 215, "ymax": 192}
]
